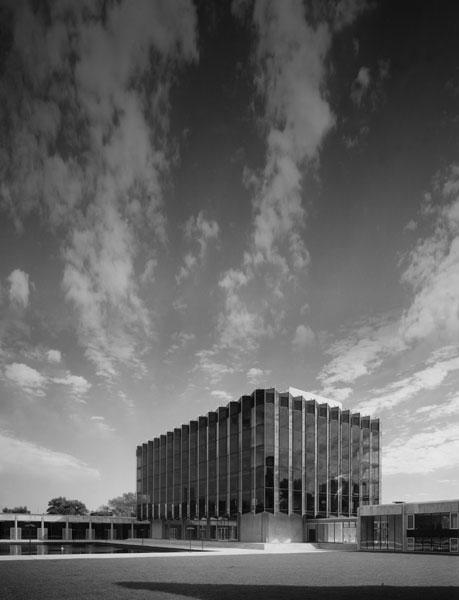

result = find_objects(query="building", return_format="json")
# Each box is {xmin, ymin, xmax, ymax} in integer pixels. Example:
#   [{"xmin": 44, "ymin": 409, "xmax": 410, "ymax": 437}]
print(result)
[
  {"xmin": 358, "ymin": 499, "xmax": 459, "ymax": 554},
  {"xmin": 136, "ymin": 387, "xmax": 380, "ymax": 543},
  {"xmin": 0, "ymin": 513, "xmax": 150, "ymax": 541}
]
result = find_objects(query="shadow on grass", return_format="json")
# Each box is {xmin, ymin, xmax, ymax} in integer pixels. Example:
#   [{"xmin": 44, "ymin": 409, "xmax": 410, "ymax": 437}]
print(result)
[{"xmin": 116, "ymin": 582, "xmax": 458, "ymax": 599}]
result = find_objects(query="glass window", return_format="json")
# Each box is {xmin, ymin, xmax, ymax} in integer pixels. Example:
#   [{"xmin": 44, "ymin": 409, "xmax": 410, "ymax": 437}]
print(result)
[
  {"xmin": 451, "ymin": 513, "xmax": 458, "ymax": 529},
  {"xmin": 441, "ymin": 514, "xmax": 450, "ymax": 529}
]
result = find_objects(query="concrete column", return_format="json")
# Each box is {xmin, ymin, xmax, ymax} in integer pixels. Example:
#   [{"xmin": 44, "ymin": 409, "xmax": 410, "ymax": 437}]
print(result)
[
  {"xmin": 110, "ymin": 521, "xmax": 114, "ymax": 540},
  {"xmin": 301, "ymin": 401, "xmax": 306, "ymax": 517},
  {"xmin": 288, "ymin": 394, "xmax": 293, "ymax": 516},
  {"xmin": 273, "ymin": 391, "xmax": 279, "ymax": 514},
  {"xmin": 130, "ymin": 521, "xmax": 134, "ymax": 538},
  {"xmin": 40, "ymin": 516, "xmax": 45, "ymax": 540},
  {"xmin": 14, "ymin": 515, "xmax": 19, "ymax": 540}
]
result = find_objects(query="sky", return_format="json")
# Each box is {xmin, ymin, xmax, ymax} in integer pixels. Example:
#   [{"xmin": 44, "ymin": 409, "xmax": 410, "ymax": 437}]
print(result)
[{"xmin": 1, "ymin": 0, "xmax": 459, "ymax": 513}]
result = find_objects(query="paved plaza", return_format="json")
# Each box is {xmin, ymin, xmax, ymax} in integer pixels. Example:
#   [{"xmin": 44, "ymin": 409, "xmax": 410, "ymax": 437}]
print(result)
[{"xmin": 1, "ymin": 550, "xmax": 458, "ymax": 600}]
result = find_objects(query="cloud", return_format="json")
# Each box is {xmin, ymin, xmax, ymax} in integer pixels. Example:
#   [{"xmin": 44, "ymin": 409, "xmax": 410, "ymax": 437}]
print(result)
[
  {"xmin": 218, "ymin": 2, "xmax": 364, "ymax": 351},
  {"xmin": 416, "ymin": 393, "xmax": 459, "ymax": 417},
  {"xmin": 4, "ymin": 362, "xmax": 47, "ymax": 397},
  {"xmin": 210, "ymin": 390, "xmax": 233, "ymax": 403},
  {"xmin": 166, "ymin": 331, "xmax": 195, "ymax": 356},
  {"xmin": 250, "ymin": 0, "xmax": 333, "ymax": 270},
  {"xmin": 0, "ymin": 1, "xmax": 198, "ymax": 381},
  {"xmin": 400, "ymin": 167, "xmax": 459, "ymax": 343},
  {"xmin": 321, "ymin": 386, "xmax": 353, "ymax": 402},
  {"xmin": 292, "ymin": 324, "xmax": 315, "ymax": 349},
  {"xmin": 404, "ymin": 219, "xmax": 417, "ymax": 232},
  {"xmin": 383, "ymin": 422, "xmax": 459, "ymax": 476},
  {"xmin": 46, "ymin": 349, "xmax": 62, "ymax": 364},
  {"xmin": 318, "ymin": 165, "xmax": 459, "ymax": 398},
  {"xmin": 3, "ymin": 360, "xmax": 91, "ymax": 401},
  {"xmin": 350, "ymin": 66, "xmax": 371, "ymax": 106},
  {"xmin": 90, "ymin": 415, "xmax": 116, "ymax": 436},
  {"xmin": 247, "ymin": 367, "xmax": 271, "ymax": 387},
  {"xmin": 7, "ymin": 269, "xmax": 30, "ymax": 308},
  {"xmin": 0, "ymin": 431, "xmax": 100, "ymax": 481},
  {"xmin": 318, "ymin": 314, "xmax": 404, "ymax": 390},
  {"xmin": 354, "ymin": 347, "xmax": 459, "ymax": 415},
  {"xmin": 217, "ymin": 269, "xmax": 266, "ymax": 350},
  {"xmin": 185, "ymin": 212, "xmax": 220, "ymax": 257},
  {"xmin": 193, "ymin": 349, "xmax": 235, "ymax": 385},
  {"xmin": 176, "ymin": 212, "xmax": 219, "ymax": 283},
  {"xmin": 52, "ymin": 372, "xmax": 91, "ymax": 402}
]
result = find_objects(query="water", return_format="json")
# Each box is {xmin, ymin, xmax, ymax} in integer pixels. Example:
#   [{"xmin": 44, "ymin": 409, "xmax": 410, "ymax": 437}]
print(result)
[{"xmin": 0, "ymin": 542, "xmax": 189, "ymax": 556}]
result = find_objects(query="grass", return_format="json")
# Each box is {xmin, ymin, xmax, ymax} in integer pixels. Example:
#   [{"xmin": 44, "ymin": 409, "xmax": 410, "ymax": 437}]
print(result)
[{"xmin": 1, "ymin": 550, "xmax": 458, "ymax": 599}]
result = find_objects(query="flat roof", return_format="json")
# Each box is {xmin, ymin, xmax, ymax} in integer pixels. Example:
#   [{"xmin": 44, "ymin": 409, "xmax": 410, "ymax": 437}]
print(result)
[{"xmin": 288, "ymin": 386, "xmax": 343, "ymax": 409}]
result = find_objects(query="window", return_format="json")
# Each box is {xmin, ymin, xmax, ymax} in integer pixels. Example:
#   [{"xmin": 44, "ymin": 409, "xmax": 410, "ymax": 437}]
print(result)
[
  {"xmin": 450, "ymin": 538, "xmax": 458, "ymax": 553},
  {"xmin": 407, "ymin": 536, "xmax": 414, "ymax": 551},
  {"xmin": 441, "ymin": 514, "xmax": 450, "ymax": 529},
  {"xmin": 407, "ymin": 514, "xmax": 414, "ymax": 529},
  {"xmin": 451, "ymin": 513, "xmax": 458, "ymax": 529}
]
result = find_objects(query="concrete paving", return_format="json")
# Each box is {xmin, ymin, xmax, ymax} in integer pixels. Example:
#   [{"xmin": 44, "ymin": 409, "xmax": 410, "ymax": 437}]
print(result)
[{"xmin": 0, "ymin": 549, "xmax": 457, "ymax": 600}]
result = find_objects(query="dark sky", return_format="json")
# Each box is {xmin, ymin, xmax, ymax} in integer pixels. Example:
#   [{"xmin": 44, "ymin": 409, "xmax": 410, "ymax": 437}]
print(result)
[{"xmin": 0, "ymin": 0, "xmax": 459, "ymax": 511}]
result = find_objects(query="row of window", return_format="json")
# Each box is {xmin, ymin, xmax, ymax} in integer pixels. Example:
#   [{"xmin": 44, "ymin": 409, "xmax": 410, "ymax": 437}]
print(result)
[{"xmin": 407, "ymin": 512, "xmax": 459, "ymax": 530}]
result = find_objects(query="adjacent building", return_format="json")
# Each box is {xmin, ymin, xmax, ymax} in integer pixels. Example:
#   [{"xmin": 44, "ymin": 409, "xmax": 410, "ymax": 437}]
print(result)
[
  {"xmin": 358, "ymin": 499, "xmax": 459, "ymax": 554},
  {"xmin": 136, "ymin": 386, "xmax": 381, "ymax": 543},
  {"xmin": 0, "ymin": 513, "xmax": 150, "ymax": 542}
]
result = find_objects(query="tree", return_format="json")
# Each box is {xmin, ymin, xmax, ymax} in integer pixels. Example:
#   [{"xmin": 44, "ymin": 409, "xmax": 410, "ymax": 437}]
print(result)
[
  {"xmin": 103, "ymin": 492, "xmax": 136, "ymax": 517},
  {"xmin": 46, "ymin": 497, "xmax": 88, "ymax": 515},
  {"xmin": 2, "ymin": 506, "xmax": 30, "ymax": 514}
]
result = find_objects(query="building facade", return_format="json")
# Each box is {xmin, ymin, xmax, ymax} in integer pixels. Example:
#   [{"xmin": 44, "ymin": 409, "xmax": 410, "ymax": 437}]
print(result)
[
  {"xmin": 136, "ymin": 387, "xmax": 380, "ymax": 542},
  {"xmin": 358, "ymin": 500, "xmax": 459, "ymax": 554},
  {"xmin": 0, "ymin": 513, "xmax": 150, "ymax": 542}
]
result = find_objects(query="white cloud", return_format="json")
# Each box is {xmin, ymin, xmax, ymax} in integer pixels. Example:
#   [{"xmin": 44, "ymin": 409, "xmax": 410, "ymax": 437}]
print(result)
[
  {"xmin": 318, "ymin": 315, "xmax": 404, "ymax": 390},
  {"xmin": 292, "ymin": 324, "xmax": 315, "ymax": 349},
  {"xmin": 0, "ymin": 1, "xmax": 198, "ymax": 381},
  {"xmin": 383, "ymin": 422, "xmax": 459, "ymax": 475},
  {"xmin": 4, "ymin": 362, "xmax": 47, "ymax": 396},
  {"xmin": 354, "ymin": 348, "xmax": 459, "ymax": 415},
  {"xmin": 7, "ymin": 269, "xmax": 30, "ymax": 308},
  {"xmin": 166, "ymin": 331, "xmax": 195, "ymax": 356},
  {"xmin": 400, "ymin": 169, "xmax": 459, "ymax": 342},
  {"xmin": 218, "ymin": 2, "xmax": 363, "ymax": 351},
  {"xmin": 177, "ymin": 212, "xmax": 219, "ymax": 282},
  {"xmin": 250, "ymin": 0, "xmax": 333, "ymax": 271},
  {"xmin": 210, "ymin": 390, "xmax": 233, "ymax": 403},
  {"xmin": 52, "ymin": 373, "xmax": 91, "ymax": 401},
  {"xmin": 247, "ymin": 367, "xmax": 271, "ymax": 387},
  {"xmin": 46, "ymin": 349, "xmax": 62, "ymax": 363},
  {"xmin": 318, "ymin": 166, "xmax": 459, "ymax": 398},
  {"xmin": 217, "ymin": 269, "xmax": 266, "ymax": 351},
  {"xmin": 321, "ymin": 386, "xmax": 353, "ymax": 402},
  {"xmin": 3, "ymin": 361, "xmax": 91, "ymax": 402},
  {"xmin": 185, "ymin": 211, "xmax": 220, "ymax": 258},
  {"xmin": 404, "ymin": 219, "xmax": 417, "ymax": 232},
  {"xmin": 193, "ymin": 350, "xmax": 235, "ymax": 385},
  {"xmin": 90, "ymin": 415, "xmax": 116, "ymax": 436},
  {"xmin": 416, "ymin": 393, "xmax": 459, "ymax": 417},
  {"xmin": 0, "ymin": 431, "xmax": 100, "ymax": 481},
  {"xmin": 350, "ymin": 66, "xmax": 371, "ymax": 106}
]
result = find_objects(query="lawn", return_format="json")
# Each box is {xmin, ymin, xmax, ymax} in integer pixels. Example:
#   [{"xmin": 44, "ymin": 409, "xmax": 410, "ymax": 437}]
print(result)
[{"xmin": 1, "ymin": 550, "xmax": 458, "ymax": 599}]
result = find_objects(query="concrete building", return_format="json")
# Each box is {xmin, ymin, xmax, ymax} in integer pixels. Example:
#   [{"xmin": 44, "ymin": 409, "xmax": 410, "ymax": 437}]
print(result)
[
  {"xmin": 358, "ymin": 499, "xmax": 459, "ymax": 554},
  {"xmin": 0, "ymin": 513, "xmax": 149, "ymax": 541},
  {"xmin": 136, "ymin": 387, "xmax": 380, "ymax": 543}
]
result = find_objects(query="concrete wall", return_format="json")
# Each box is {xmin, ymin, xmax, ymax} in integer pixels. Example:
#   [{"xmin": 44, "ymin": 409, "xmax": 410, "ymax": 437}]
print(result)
[
  {"xmin": 150, "ymin": 520, "xmax": 163, "ymax": 539},
  {"xmin": 240, "ymin": 512, "xmax": 303, "ymax": 543}
]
